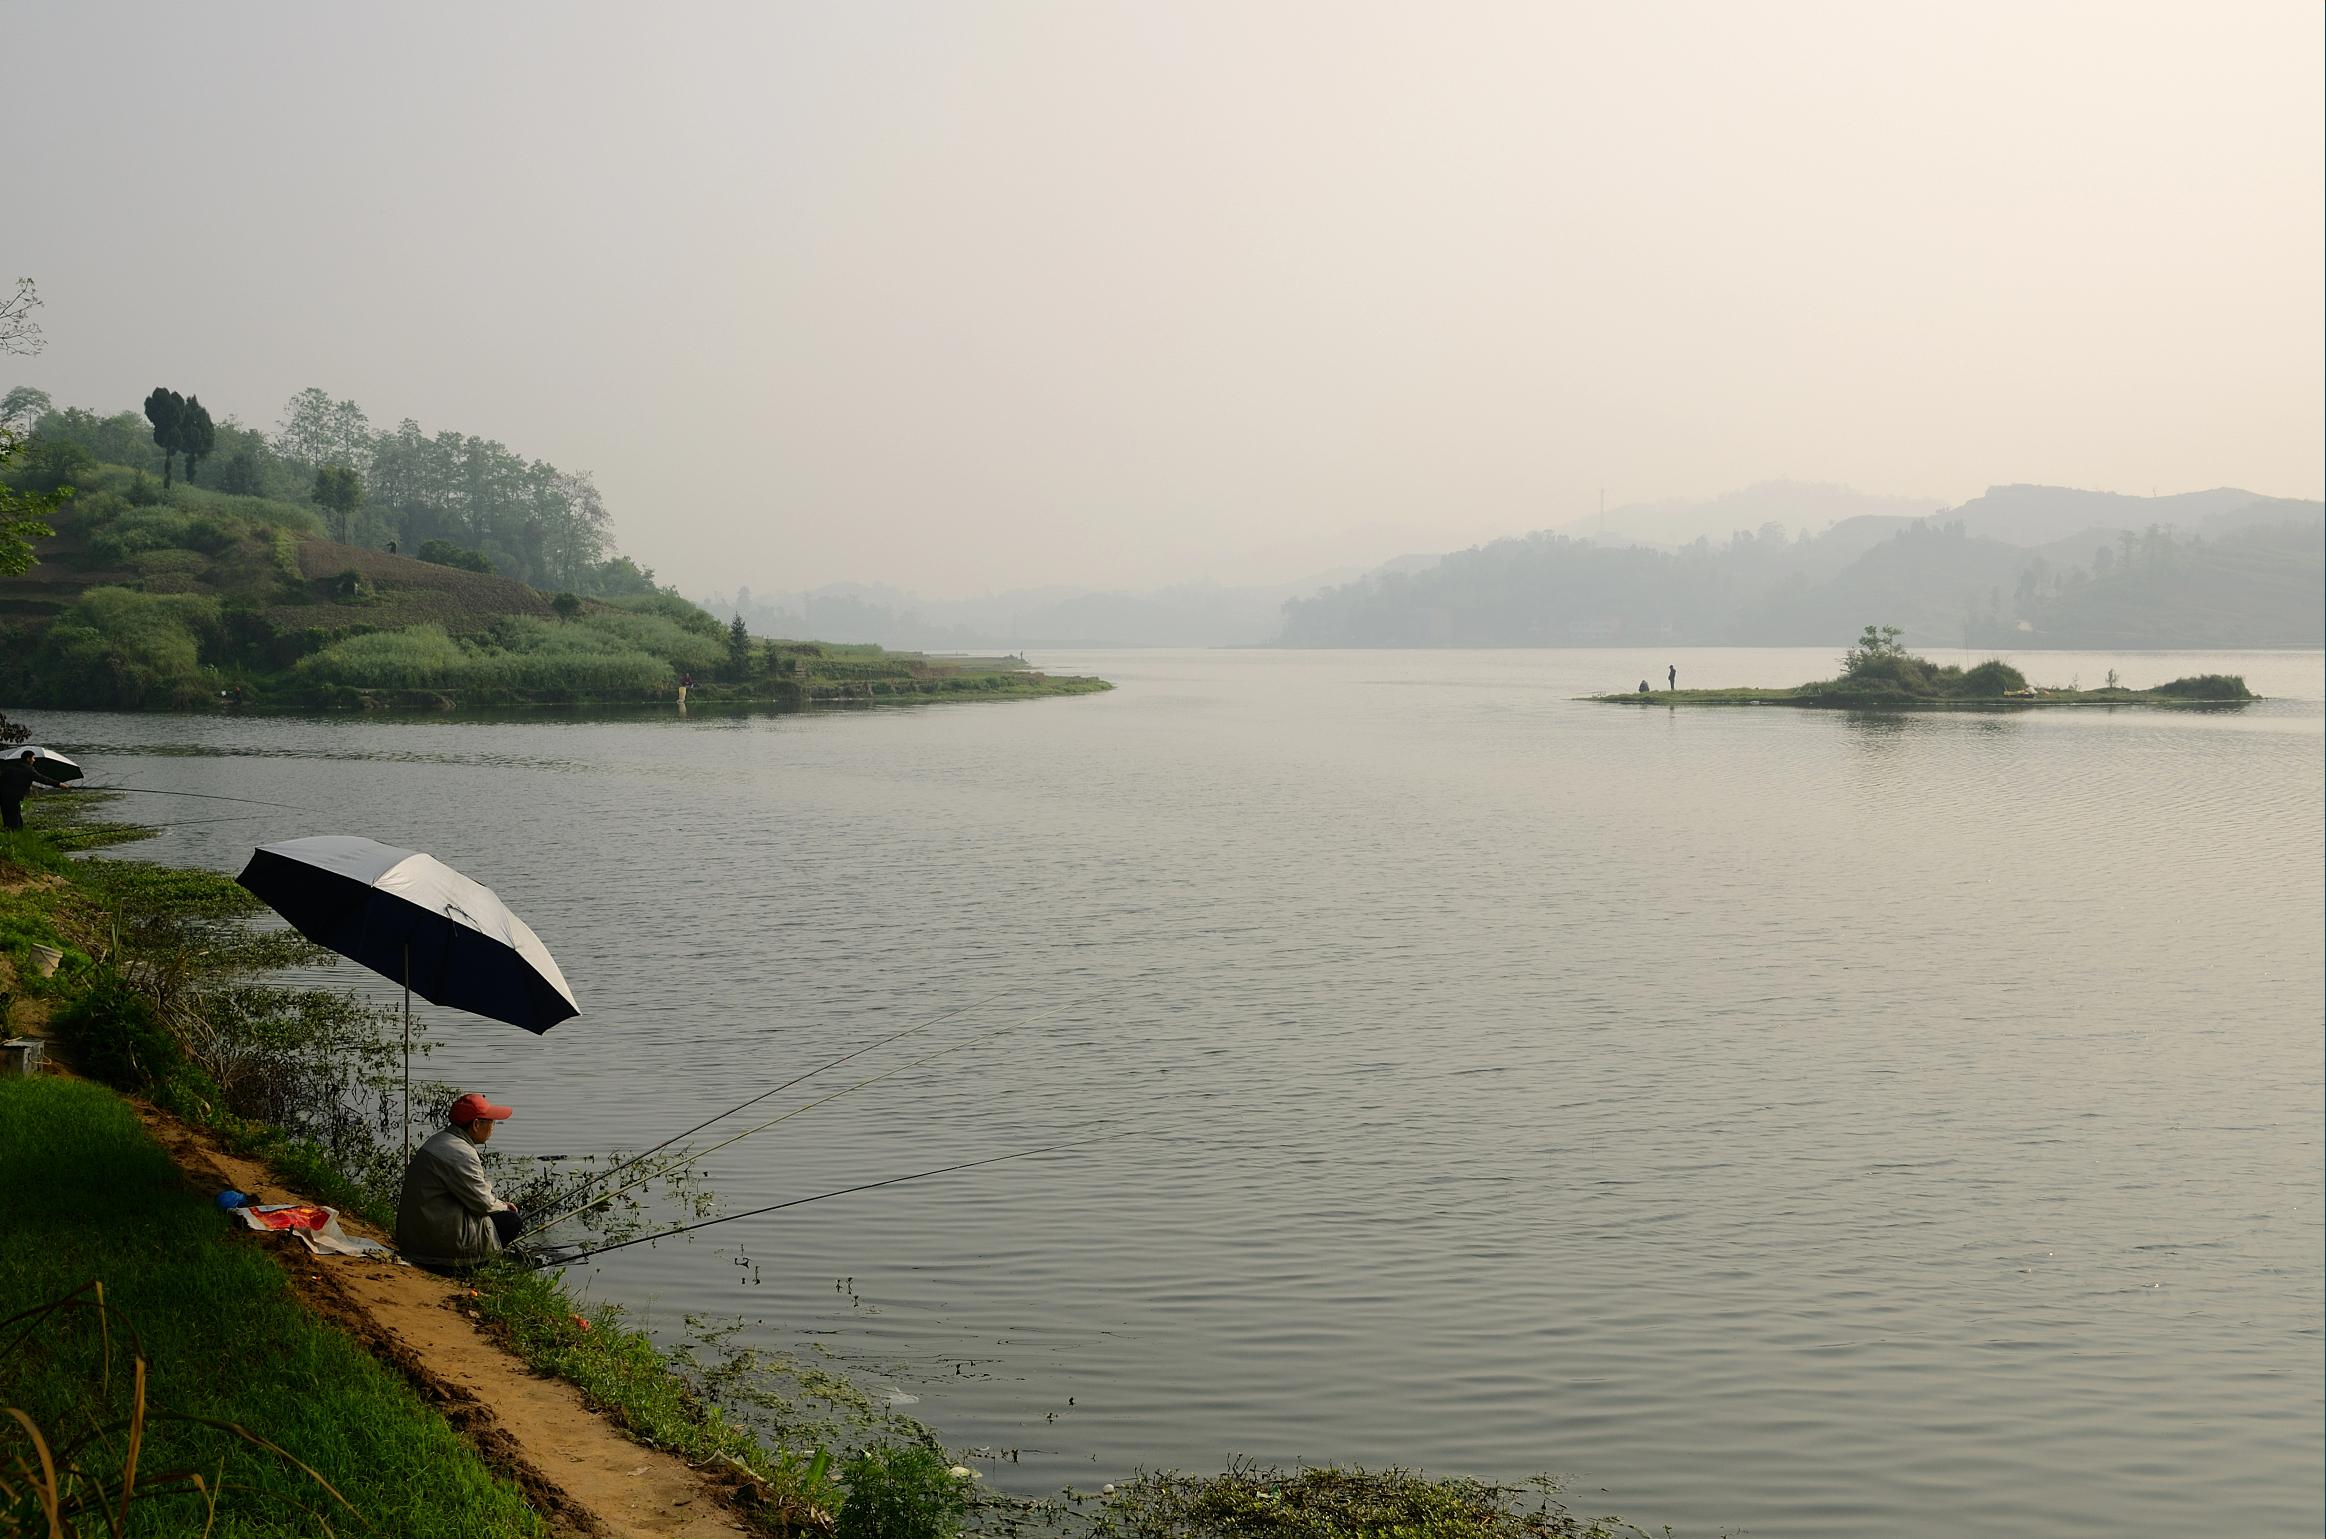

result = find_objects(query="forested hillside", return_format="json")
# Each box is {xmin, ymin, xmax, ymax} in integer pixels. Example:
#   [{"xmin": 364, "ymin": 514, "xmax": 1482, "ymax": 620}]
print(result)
[
  {"xmin": 5, "ymin": 384, "xmax": 657, "ymax": 596},
  {"xmin": 0, "ymin": 386, "xmax": 1104, "ymax": 709},
  {"xmin": 1278, "ymin": 489, "xmax": 2323, "ymax": 649}
]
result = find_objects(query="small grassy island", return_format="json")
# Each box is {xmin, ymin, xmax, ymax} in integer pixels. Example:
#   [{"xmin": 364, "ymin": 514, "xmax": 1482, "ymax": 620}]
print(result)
[{"xmin": 1589, "ymin": 626, "xmax": 2257, "ymax": 709}]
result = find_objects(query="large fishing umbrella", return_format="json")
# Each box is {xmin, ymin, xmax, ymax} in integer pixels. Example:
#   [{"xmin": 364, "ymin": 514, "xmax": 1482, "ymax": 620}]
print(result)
[
  {"xmin": 18, "ymin": 747, "xmax": 83, "ymax": 782},
  {"xmin": 234, "ymin": 835, "xmax": 579, "ymax": 1156}
]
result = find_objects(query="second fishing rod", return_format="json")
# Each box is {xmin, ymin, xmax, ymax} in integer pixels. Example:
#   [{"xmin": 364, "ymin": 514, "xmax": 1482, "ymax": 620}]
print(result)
[
  {"xmin": 521, "ymin": 992, "xmax": 1090, "ymax": 1240},
  {"xmin": 521, "ymin": 988, "xmax": 1014, "ymax": 1226},
  {"xmin": 530, "ymin": 1122, "xmax": 1144, "ymax": 1267}
]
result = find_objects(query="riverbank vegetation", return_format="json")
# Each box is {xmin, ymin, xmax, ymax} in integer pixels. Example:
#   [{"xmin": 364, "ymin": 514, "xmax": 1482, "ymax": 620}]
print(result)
[
  {"xmin": 0, "ymin": 794, "xmax": 928, "ymax": 1531},
  {"xmin": 0, "ymin": 386, "xmax": 1108, "ymax": 710},
  {"xmin": 1590, "ymin": 625, "xmax": 2255, "ymax": 708}
]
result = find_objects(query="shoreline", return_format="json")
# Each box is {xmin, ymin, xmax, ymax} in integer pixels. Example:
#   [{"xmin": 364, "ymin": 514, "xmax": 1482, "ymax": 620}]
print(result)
[{"xmin": 0, "ymin": 795, "xmax": 1669, "ymax": 1539}]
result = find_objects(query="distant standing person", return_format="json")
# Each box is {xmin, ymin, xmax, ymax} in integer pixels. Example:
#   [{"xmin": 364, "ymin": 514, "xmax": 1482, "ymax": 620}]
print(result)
[
  {"xmin": 678, "ymin": 671, "xmax": 693, "ymax": 706},
  {"xmin": 0, "ymin": 748, "xmax": 66, "ymax": 832},
  {"xmin": 1667, "ymin": 663, "xmax": 1677, "ymax": 691}
]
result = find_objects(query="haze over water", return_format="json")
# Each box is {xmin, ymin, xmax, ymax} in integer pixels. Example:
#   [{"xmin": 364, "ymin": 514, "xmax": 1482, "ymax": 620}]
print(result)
[{"xmin": 46, "ymin": 647, "xmax": 2323, "ymax": 1538}]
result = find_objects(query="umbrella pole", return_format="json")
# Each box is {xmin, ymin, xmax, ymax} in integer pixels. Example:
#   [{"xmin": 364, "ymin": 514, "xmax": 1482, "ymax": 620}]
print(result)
[{"xmin": 402, "ymin": 942, "xmax": 412, "ymax": 1163}]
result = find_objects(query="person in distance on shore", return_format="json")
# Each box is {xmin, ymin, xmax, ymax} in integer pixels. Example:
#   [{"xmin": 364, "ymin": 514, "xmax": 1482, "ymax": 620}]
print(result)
[
  {"xmin": 0, "ymin": 748, "xmax": 68, "ymax": 831},
  {"xmin": 1668, "ymin": 663, "xmax": 1677, "ymax": 690},
  {"xmin": 396, "ymin": 1091, "xmax": 525, "ymax": 1272}
]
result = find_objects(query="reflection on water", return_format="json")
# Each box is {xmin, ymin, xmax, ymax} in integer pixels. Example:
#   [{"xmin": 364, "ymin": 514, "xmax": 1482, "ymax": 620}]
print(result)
[{"xmin": 29, "ymin": 647, "xmax": 2324, "ymax": 1539}]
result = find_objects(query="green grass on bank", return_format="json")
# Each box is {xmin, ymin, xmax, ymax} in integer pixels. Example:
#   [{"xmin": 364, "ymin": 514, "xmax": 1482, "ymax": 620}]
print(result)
[
  {"xmin": 464, "ymin": 1262, "xmax": 852, "ymax": 1530},
  {"xmin": 0, "ymin": 1076, "xmax": 547, "ymax": 1538}
]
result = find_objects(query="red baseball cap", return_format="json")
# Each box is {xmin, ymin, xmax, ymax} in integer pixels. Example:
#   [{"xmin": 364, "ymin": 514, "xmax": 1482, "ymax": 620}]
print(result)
[{"xmin": 448, "ymin": 1092, "xmax": 514, "ymax": 1123}]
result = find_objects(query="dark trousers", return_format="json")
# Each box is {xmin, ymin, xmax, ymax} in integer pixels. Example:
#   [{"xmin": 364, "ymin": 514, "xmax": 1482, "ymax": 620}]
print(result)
[
  {"xmin": 1, "ymin": 798, "xmax": 21, "ymax": 831},
  {"xmin": 490, "ymin": 1208, "xmax": 524, "ymax": 1248}
]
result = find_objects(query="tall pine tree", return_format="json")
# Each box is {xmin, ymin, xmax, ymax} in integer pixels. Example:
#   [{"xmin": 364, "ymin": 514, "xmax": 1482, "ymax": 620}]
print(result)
[
  {"xmin": 143, "ymin": 387, "xmax": 186, "ymax": 487},
  {"xmin": 727, "ymin": 614, "xmax": 751, "ymax": 680},
  {"xmin": 180, "ymin": 395, "xmax": 215, "ymax": 484}
]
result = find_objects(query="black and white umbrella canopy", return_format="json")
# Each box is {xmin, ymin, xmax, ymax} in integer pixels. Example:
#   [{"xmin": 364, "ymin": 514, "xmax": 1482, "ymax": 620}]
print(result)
[
  {"xmin": 19, "ymin": 747, "xmax": 83, "ymax": 781},
  {"xmin": 235, "ymin": 835, "xmax": 579, "ymax": 1033}
]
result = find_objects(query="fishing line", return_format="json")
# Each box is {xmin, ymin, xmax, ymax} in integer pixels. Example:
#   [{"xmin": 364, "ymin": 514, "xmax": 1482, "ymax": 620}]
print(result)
[
  {"xmin": 523, "ymin": 987, "xmax": 1015, "ymax": 1223},
  {"xmin": 536, "ymin": 1123, "xmax": 1141, "ymax": 1264},
  {"xmin": 522, "ymin": 994, "xmax": 1089, "ymax": 1240}
]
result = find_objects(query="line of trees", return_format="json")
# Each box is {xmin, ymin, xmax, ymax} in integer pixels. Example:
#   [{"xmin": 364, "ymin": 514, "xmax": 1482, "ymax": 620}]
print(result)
[
  {"xmin": 9, "ymin": 384, "xmax": 662, "ymax": 597},
  {"xmin": 142, "ymin": 387, "xmax": 214, "ymax": 488}
]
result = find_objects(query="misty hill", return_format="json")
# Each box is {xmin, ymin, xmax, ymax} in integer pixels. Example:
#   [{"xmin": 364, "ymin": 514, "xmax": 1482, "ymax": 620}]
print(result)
[
  {"xmin": 1279, "ymin": 487, "xmax": 2322, "ymax": 649},
  {"xmin": 1944, "ymin": 484, "xmax": 2318, "ymax": 547},
  {"xmin": 1552, "ymin": 480, "xmax": 1944, "ymax": 548}
]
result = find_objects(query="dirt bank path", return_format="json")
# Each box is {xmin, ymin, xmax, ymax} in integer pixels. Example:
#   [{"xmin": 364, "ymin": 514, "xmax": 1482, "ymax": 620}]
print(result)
[{"xmin": 134, "ymin": 1103, "xmax": 753, "ymax": 1539}]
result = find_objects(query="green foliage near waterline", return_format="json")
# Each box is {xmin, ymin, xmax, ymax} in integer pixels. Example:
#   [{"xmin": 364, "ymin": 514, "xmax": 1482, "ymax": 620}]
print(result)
[
  {"xmin": 2149, "ymin": 672, "xmax": 2255, "ymax": 699},
  {"xmin": 1791, "ymin": 625, "xmax": 2032, "ymax": 700},
  {"xmin": 1083, "ymin": 1464, "xmax": 1665, "ymax": 1539},
  {"xmin": 0, "ymin": 1076, "xmax": 548, "ymax": 1537},
  {"xmin": 2, "ymin": 805, "xmax": 420, "ymax": 1221},
  {"xmin": 293, "ymin": 617, "xmax": 682, "ymax": 694},
  {"xmin": 834, "ymin": 1443, "xmax": 967, "ymax": 1539}
]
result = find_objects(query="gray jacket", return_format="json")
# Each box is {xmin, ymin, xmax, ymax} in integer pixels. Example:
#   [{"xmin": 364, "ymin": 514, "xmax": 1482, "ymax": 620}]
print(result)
[{"xmin": 395, "ymin": 1127, "xmax": 505, "ymax": 1269}]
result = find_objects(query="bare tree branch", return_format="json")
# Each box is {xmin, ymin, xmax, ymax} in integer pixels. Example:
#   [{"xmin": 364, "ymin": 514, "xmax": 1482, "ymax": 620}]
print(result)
[{"xmin": 0, "ymin": 278, "xmax": 45, "ymax": 357}]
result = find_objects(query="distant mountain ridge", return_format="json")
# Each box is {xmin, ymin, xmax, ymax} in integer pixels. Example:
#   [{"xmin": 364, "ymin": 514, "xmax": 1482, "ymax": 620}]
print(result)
[
  {"xmin": 1943, "ymin": 484, "xmax": 2318, "ymax": 547},
  {"xmin": 1552, "ymin": 480, "xmax": 1944, "ymax": 548},
  {"xmin": 1278, "ymin": 484, "xmax": 2322, "ymax": 649}
]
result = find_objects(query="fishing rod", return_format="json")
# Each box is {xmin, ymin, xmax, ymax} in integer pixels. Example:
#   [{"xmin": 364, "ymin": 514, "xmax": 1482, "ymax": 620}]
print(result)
[
  {"xmin": 522, "ymin": 995, "xmax": 1089, "ymax": 1241},
  {"xmin": 79, "ymin": 784, "xmax": 326, "ymax": 814},
  {"xmin": 523, "ymin": 987, "xmax": 1015, "ymax": 1223},
  {"xmin": 534, "ymin": 1124, "xmax": 1139, "ymax": 1265},
  {"xmin": 522, "ymin": 997, "xmax": 1084, "ymax": 1238}
]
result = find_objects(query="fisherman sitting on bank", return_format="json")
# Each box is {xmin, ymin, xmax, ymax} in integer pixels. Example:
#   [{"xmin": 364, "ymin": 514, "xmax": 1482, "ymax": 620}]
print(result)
[{"xmin": 396, "ymin": 1092, "xmax": 524, "ymax": 1272}]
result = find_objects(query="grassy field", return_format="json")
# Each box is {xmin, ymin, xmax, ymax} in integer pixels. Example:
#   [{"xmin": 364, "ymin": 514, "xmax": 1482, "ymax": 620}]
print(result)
[{"xmin": 0, "ymin": 1076, "xmax": 548, "ymax": 1538}]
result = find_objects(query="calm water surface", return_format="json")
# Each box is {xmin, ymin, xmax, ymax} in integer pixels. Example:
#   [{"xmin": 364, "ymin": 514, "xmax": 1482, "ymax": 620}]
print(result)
[{"xmin": 40, "ymin": 648, "xmax": 2324, "ymax": 1538}]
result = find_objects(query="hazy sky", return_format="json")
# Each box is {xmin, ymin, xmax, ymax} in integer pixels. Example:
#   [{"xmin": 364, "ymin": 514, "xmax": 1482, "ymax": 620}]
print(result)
[{"xmin": 8, "ymin": 2, "xmax": 2319, "ymax": 597}]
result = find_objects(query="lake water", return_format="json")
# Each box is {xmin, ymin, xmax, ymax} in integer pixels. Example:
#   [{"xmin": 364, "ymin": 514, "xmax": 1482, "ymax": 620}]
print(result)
[{"xmin": 37, "ymin": 647, "xmax": 2324, "ymax": 1538}]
